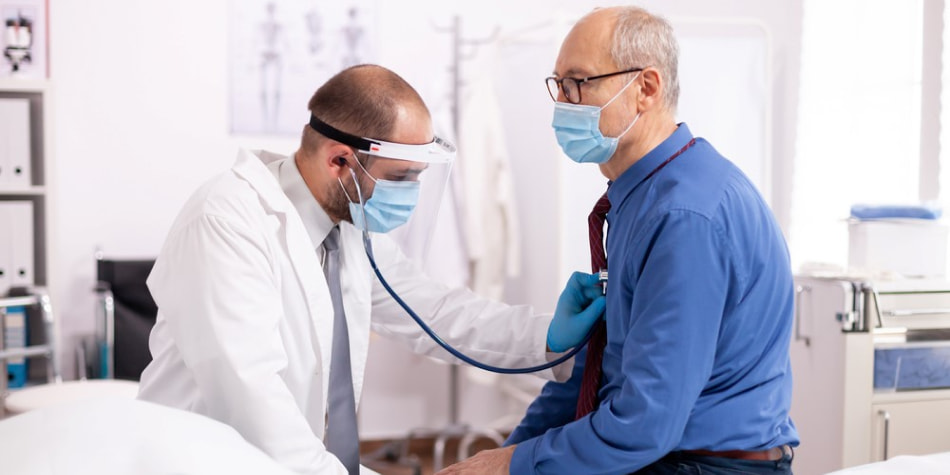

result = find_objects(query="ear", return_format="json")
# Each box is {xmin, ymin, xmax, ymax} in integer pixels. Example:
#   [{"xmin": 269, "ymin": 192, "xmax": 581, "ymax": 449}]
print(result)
[
  {"xmin": 324, "ymin": 143, "xmax": 356, "ymax": 179},
  {"xmin": 637, "ymin": 67, "xmax": 665, "ymax": 111}
]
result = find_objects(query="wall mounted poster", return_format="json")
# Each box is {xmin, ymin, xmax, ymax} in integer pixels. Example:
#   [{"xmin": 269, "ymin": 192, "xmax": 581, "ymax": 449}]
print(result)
[
  {"xmin": 229, "ymin": 0, "xmax": 378, "ymax": 136},
  {"xmin": 0, "ymin": 0, "xmax": 47, "ymax": 78}
]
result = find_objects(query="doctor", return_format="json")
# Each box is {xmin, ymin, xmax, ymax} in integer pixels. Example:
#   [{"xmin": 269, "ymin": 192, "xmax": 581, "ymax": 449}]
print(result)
[{"xmin": 137, "ymin": 64, "xmax": 605, "ymax": 475}]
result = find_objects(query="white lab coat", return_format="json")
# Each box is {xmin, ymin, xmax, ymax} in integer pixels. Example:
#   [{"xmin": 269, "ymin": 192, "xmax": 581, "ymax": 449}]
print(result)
[{"xmin": 137, "ymin": 149, "xmax": 563, "ymax": 475}]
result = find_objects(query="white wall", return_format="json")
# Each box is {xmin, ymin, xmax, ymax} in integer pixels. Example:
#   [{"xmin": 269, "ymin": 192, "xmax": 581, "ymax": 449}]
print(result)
[{"xmin": 47, "ymin": 0, "xmax": 802, "ymax": 439}]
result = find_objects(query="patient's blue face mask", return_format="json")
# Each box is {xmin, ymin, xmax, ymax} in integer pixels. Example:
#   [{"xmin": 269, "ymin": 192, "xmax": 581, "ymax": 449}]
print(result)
[
  {"xmin": 339, "ymin": 158, "xmax": 420, "ymax": 234},
  {"xmin": 552, "ymin": 72, "xmax": 641, "ymax": 164}
]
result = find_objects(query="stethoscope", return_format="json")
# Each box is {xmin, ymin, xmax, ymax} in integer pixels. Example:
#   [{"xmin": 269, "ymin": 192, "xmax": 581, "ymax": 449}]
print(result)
[{"xmin": 347, "ymin": 166, "xmax": 595, "ymax": 374}]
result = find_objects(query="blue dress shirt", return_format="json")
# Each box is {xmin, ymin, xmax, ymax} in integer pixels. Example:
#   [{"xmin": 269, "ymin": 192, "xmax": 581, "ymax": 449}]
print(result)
[{"xmin": 508, "ymin": 124, "xmax": 799, "ymax": 474}]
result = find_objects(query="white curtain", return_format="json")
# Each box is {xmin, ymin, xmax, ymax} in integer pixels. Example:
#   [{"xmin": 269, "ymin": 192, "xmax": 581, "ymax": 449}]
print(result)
[
  {"xmin": 789, "ymin": 0, "xmax": 923, "ymax": 271},
  {"xmin": 940, "ymin": 1, "xmax": 950, "ymax": 209}
]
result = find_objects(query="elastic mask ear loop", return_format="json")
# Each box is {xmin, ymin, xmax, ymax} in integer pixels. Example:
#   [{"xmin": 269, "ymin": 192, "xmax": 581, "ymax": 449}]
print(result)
[
  {"xmin": 348, "ymin": 167, "xmax": 376, "ymax": 251},
  {"xmin": 338, "ymin": 166, "xmax": 376, "ymax": 247},
  {"xmin": 602, "ymin": 71, "xmax": 642, "ymax": 140},
  {"xmin": 600, "ymin": 71, "xmax": 641, "ymax": 111},
  {"xmin": 613, "ymin": 112, "xmax": 641, "ymax": 140},
  {"xmin": 352, "ymin": 155, "xmax": 379, "ymax": 183}
]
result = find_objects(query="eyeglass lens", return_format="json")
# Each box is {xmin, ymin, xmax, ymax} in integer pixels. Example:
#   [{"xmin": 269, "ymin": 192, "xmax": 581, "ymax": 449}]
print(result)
[{"xmin": 546, "ymin": 77, "xmax": 581, "ymax": 103}]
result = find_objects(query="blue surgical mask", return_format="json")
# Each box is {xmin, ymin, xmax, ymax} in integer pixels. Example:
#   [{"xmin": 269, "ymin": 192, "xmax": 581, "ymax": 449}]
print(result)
[
  {"xmin": 552, "ymin": 73, "xmax": 640, "ymax": 164},
  {"xmin": 340, "ymin": 165, "xmax": 420, "ymax": 233}
]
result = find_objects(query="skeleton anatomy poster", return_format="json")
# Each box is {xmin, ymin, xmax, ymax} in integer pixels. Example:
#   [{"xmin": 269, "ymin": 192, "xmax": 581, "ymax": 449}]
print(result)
[{"xmin": 229, "ymin": 0, "xmax": 378, "ymax": 135}]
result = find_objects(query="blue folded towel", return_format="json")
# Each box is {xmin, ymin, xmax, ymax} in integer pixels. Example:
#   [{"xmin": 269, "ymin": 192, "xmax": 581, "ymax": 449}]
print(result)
[{"xmin": 850, "ymin": 204, "xmax": 942, "ymax": 220}]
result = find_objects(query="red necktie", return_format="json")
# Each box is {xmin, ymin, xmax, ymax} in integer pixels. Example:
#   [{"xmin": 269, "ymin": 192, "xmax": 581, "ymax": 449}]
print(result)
[
  {"xmin": 572, "ymin": 138, "xmax": 696, "ymax": 419},
  {"xmin": 575, "ymin": 192, "xmax": 610, "ymax": 419}
]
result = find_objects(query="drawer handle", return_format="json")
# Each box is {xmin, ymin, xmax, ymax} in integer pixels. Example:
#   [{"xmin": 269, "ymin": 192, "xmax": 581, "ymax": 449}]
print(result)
[
  {"xmin": 878, "ymin": 409, "xmax": 891, "ymax": 461},
  {"xmin": 795, "ymin": 285, "xmax": 811, "ymax": 346}
]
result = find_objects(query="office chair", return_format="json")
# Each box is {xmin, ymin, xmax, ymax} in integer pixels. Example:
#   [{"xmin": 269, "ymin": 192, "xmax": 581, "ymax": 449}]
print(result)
[{"xmin": 91, "ymin": 258, "xmax": 157, "ymax": 381}]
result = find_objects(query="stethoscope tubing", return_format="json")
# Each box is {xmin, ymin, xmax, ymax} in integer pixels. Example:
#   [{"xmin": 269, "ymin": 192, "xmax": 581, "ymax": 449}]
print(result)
[
  {"xmin": 348, "ymin": 163, "xmax": 592, "ymax": 374},
  {"xmin": 363, "ymin": 234, "xmax": 593, "ymax": 374}
]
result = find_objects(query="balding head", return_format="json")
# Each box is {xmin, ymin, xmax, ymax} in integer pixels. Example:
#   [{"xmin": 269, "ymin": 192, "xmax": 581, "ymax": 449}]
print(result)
[
  {"xmin": 301, "ymin": 64, "xmax": 432, "ymax": 153},
  {"xmin": 566, "ymin": 6, "xmax": 680, "ymax": 112},
  {"xmin": 294, "ymin": 64, "xmax": 434, "ymax": 224}
]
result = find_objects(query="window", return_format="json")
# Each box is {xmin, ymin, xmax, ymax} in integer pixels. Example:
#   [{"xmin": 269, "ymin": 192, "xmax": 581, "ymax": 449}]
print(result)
[{"xmin": 789, "ymin": 0, "xmax": 923, "ymax": 271}]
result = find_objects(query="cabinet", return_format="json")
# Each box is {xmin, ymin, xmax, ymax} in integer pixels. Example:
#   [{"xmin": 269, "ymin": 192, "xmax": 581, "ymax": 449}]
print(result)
[
  {"xmin": 791, "ymin": 276, "xmax": 950, "ymax": 474},
  {"xmin": 0, "ymin": 78, "xmax": 57, "ymax": 398},
  {"xmin": 870, "ymin": 397, "xmax": 950, "ymax": 462}
]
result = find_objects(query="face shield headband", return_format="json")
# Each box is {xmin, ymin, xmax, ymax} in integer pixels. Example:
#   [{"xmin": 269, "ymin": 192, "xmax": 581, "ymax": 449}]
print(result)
[{"xmin": 308, "ymin": 115, "xmax": 456, "ymax": 163}]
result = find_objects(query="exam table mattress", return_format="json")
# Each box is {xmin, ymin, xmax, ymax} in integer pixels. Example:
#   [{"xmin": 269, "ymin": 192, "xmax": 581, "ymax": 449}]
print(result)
[
  {"xmin": 827, "ymin": 451, "xmax": 950, "ymax": 474},
  {"xmin": 0, "ymin": 398, "xmax": 297, "ymax": 475}
]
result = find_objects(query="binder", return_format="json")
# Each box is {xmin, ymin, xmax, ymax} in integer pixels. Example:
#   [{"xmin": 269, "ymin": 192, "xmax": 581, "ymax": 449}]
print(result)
[
  {"xmin": 7, "ymin": 201, "xmax": 34, "ymax": 289},
  {"xmin": 4, "ymin": 306, "xmax": 28, "ymax": 388},
  {"xmin": 0, "ymin": 98, "xmax": 32, "ymax": 188}
]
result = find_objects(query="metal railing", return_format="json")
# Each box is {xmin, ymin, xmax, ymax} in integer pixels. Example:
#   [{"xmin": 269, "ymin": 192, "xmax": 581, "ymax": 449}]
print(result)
[{"xmin": 0, "ymin": 288, "xmax": 61, "ymax": 418}]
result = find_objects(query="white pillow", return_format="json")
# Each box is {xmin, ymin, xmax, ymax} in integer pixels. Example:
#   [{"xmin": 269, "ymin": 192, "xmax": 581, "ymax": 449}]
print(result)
[{"xmin": 0, "ymin": 398, "xmax": 297, "ymax": 475}]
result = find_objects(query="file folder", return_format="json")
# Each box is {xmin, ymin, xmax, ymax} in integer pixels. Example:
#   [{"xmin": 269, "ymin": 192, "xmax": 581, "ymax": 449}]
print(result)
[
  {"xmin": 4, "ymin": 306, "xmax": 28, "ymax": 388},
  {"xmin": 8, "ymin": 201, "xmax": 34, "ymax": 289},
  {"xmin": 0, "ymin": 98, "xmax": 31, "ymax": 188}
]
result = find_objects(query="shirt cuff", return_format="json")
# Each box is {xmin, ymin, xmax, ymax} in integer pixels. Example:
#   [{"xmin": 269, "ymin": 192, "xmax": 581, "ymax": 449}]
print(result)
[
  {"xmin": 544, "ymin": 352, "xmax": 574, "ymax": 382},
  {"xmin": 510, "ymin": 436, "xmax": 541, "ymax": 474},
  {"xmin": 533, "ymin": 314, "xmax": 572, "ymax": 382}
]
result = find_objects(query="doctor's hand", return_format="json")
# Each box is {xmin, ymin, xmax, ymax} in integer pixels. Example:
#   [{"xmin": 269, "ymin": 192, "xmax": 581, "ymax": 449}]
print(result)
[
  {"xmin": 435, "ymin": 445, "xmax": 515, "ymax": 475},
  {"xmin": 547, "ymin": 271, "xmax": 606, "ymax": 353}
]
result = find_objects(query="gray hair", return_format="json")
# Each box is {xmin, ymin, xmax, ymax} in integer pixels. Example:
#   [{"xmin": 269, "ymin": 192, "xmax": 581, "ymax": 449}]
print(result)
[{"xmin": 610, "ymin": 7, "xmax": 680, "ymax": 112}]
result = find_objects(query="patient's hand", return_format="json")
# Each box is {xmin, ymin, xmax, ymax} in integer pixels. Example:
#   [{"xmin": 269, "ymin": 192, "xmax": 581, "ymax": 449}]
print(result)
[{"xmin": 435, "ymin": 445, "xmax": 515, "ymax": 475}]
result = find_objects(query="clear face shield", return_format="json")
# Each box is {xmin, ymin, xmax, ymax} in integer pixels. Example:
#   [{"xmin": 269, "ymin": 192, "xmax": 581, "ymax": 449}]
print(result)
[{"xmin": 309, "ymin": 115, "xmax": 455, "ymax": 261}]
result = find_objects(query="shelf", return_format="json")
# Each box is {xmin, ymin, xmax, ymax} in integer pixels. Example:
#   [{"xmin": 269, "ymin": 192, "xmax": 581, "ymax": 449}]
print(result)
[
  {"xmin": 0, "ymin": 75, "xmax": 56, "ymax": 394},
  {"xmin": 0, "ymin": 187, "xmax": 46, "ymax": 196},
  {"xmin": 0, "ymin": 295, "xmax": 39, "ymax": 308},
  {"xmin": 0, "ymin": 78, "xmax": 50, "ymax": 93}
]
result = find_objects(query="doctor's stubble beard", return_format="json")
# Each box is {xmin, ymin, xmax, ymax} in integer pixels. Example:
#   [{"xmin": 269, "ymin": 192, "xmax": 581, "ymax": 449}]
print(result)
[{"xmin": 325, "ymin": 172, "xmax": 370, "ymax": 225}]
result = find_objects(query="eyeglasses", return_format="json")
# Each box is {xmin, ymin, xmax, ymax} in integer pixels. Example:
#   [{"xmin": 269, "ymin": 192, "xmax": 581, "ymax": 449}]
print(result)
[{"xmin": 545, "ymin": 68, "xmax": 643, "ymax": 104}]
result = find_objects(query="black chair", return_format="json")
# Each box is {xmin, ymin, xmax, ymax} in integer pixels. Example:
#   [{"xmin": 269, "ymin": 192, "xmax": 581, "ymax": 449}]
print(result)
[{"xmin": 92, "ymin": 258, "xmax": 157, "ymax": 381}]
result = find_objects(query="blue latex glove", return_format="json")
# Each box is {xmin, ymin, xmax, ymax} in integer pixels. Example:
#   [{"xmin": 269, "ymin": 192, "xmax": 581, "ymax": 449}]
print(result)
[{"xmin": 547, "ymin": 271, "xmax": 607, "ymax": 353}]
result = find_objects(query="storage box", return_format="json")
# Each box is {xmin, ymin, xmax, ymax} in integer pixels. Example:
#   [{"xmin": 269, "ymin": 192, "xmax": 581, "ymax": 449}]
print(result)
[{"xmin": 848, "ymin": 219, "xmax": 949, "ymax": 278}]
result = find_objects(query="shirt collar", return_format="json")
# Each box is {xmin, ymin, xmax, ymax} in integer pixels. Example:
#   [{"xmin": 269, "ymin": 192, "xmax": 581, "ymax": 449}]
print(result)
[
  {"xmin": 268, "ymin": 155, "xmax": 336, "ymax": 249},
  {"xmin": 608, "ymin": 123, "xmax": 693, "ymax": 206}
]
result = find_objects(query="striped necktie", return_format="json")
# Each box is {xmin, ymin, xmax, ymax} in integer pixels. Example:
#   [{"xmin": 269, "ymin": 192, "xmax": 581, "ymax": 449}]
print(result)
[{"xmin": 575, "ymin": 192, "xmax": 610, "ymax": 419}]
